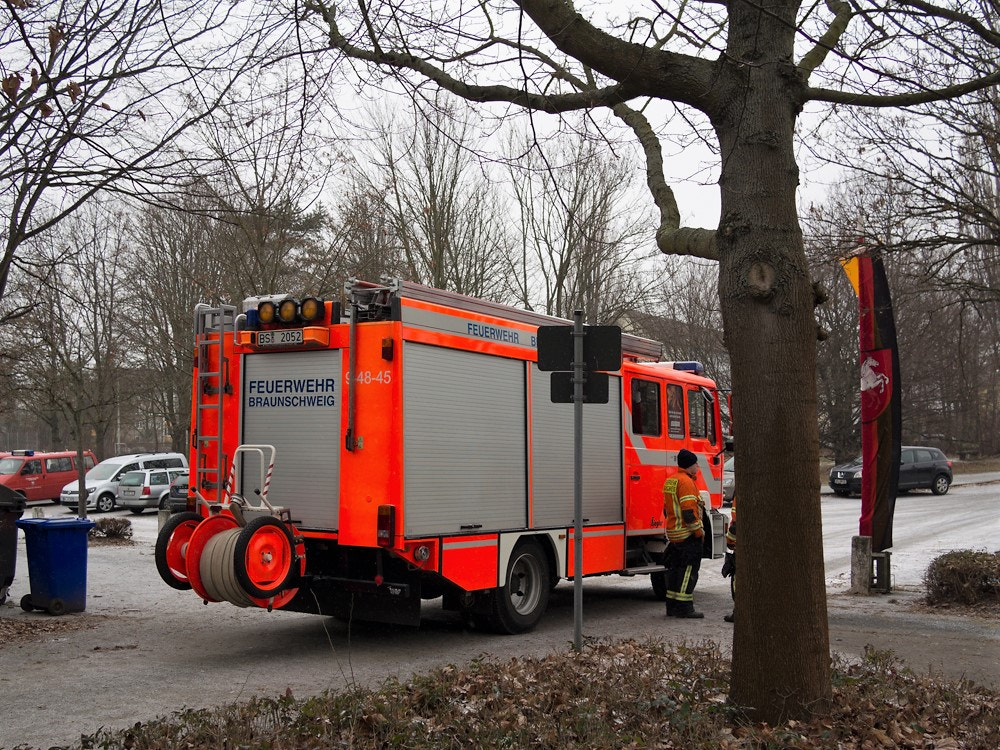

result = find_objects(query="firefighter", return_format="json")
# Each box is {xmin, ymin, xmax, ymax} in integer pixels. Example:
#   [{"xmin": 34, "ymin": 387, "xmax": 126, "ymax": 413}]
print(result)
[
  {"xmin": 662, "ymin": 448, "xmax": 705, "ymax": 618},
  {"xmin": 722, "ymin": 495, "xmax": 736, "ymax": 622}
]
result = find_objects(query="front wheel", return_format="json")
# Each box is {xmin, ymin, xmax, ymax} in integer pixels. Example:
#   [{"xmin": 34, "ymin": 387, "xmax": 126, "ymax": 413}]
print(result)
[
  {"xmin": 650, "ymin": 571, "xmax": 667, "ymax": 601},
  {"xmin": 488, "ymin": 540, "xmax": 550, "ymax": 634},
  {"xmin": 931, "ymin": 474, "xmax": 951, "ymax": 495},
  {"xmin": 96, "ymin": 493, "xmax": 115, "ymax": 513}
]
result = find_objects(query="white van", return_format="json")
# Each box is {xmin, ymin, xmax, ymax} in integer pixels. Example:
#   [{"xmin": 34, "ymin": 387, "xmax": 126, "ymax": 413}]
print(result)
[{"xmin": 60, "ymin": 452, "xmax": 188, "ymax": 513}]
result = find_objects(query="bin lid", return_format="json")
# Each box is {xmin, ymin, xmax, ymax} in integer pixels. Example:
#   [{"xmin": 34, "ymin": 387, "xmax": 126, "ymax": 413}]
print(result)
[
  {"xmin": 0, "ymin": 484, "xmax": 27, "ymax": 512},
  {"xmin": 16, "ymin": 516, "xmax": 96, "ymax": 530}
]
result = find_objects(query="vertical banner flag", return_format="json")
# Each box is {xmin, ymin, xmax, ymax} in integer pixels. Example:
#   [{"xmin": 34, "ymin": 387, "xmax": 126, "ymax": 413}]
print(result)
[{"xmin": 840, "ymin": 247, "xmax": 902, "ymax": 552}]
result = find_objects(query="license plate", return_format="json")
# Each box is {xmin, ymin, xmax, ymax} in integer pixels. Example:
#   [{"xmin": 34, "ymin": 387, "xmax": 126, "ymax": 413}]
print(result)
[
  {"xmin": 257, "ymin": 329, "xmax": 304, "ymax": 347},
  {"xmin": 834, "ymin": 479, "xmax": 847, "ymax": 485},
  {"xmin": 123, "ymin": 489, "xmax": 136, "ymax": 496}
]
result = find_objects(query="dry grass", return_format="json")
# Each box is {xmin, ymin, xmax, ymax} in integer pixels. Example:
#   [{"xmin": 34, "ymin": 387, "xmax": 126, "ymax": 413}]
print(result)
[{"xmin": 36, "ymin": 639, "xmax": 999, "ymax": 750}]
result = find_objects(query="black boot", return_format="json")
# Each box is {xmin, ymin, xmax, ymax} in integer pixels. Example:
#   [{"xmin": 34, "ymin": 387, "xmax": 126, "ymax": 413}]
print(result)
[
  {"xmin": 724, "ymin": 612, "xmax": 735, "ymax": 623},
  {"xmin": 675, "ymin": 605, "xmax": 704, "ymax": 619}
]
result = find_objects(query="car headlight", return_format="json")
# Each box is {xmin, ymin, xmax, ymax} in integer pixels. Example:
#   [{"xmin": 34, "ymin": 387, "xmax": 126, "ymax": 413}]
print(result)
[{"xmin": 852, "ymin": 470, "xmax": 862, "ymax": 479}]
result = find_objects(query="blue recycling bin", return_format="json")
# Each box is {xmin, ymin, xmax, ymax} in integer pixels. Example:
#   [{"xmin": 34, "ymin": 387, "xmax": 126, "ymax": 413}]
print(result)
[{"xmin": 16, "ymin": 516, "xmax": 96, "ymax": 615}]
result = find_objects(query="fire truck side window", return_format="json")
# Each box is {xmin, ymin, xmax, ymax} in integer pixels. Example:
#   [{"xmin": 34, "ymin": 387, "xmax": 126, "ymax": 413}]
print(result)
[
  {"xmin": 631, "ymin": 378, "xmax": 661, "ymax": 436},
  {"xmin": 666, "ymin": 384, "xmax": 685, "ymax": 439},
  {"xmin": 688, "ymin": 388, "xmax": 708, "ymax": 438}
]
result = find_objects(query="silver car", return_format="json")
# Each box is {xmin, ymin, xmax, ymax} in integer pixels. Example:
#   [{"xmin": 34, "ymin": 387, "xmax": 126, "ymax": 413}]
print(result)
[
  {"xmin": 722, "ymin": 456, "xmax": 735, "ymax": 506},
  {"xmin": 116, "ymin": 468, "xmax": 189, "ymax": 514}
]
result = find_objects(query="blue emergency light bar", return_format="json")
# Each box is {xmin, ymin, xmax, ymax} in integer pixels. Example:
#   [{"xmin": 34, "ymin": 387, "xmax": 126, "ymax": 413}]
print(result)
[{"xmin": 671, "ymin": 361, "xmax": 705, "ymax": 375}]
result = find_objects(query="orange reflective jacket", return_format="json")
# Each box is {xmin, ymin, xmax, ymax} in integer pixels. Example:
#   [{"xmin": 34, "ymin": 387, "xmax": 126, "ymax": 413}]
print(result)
[{"xmin": 663, "ymin": 471, "xmax": 704, "ymax": 543}]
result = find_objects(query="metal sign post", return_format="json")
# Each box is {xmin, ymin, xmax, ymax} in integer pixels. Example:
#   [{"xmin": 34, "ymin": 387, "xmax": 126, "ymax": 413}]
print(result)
[
  {"xmin": 537, "ymin": 317, "xmax": 622, "ymax": 652},
  {"xmin": 572, "ymin": 311, "xmax": 584, "ymax": 652}
]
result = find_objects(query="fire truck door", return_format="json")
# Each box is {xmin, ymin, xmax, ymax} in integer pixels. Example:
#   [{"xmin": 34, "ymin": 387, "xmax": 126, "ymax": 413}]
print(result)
[{"xmin": 624, "ymin": 376, "xmax": 669, "ymax": 535}]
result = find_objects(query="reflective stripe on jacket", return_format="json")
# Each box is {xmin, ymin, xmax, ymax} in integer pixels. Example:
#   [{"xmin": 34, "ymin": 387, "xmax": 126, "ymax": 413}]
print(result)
[{"xmin": 663, "ymin": 472, "xmax": 704, "ymax": 543}]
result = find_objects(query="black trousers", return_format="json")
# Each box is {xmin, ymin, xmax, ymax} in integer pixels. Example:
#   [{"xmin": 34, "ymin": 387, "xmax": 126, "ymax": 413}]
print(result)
[{"xmin": 665, "ymin": 536, "xmax": 702, "ymax": 612}]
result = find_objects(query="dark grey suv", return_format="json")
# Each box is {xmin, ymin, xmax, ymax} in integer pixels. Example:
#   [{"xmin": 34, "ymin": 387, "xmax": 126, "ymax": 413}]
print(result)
[{"xmin": 828, "ymin": 446, "xmax": 953, "ymax": 497}]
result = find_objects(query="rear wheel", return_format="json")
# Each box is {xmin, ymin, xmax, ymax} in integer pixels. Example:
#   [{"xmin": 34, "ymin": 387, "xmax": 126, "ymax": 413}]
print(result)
[
  {"xmin": 931, "ymin": 474, "xmax": 951, "ymax": 495},
  {"xmin": 489, "ymin": 540, "xmax": 549, "ymax": 634}
]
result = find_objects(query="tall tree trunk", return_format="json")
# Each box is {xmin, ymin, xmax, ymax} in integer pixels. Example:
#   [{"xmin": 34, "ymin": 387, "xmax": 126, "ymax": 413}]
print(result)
[{"xmin": 717, "ymin": 0, "xmax": 832, "ymax": 721}]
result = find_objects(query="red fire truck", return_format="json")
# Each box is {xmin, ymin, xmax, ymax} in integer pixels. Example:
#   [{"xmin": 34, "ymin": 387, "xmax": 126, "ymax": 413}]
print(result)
[{"xmin": 155, "ymin": 278, "xmax": 728, "ymax": 633}]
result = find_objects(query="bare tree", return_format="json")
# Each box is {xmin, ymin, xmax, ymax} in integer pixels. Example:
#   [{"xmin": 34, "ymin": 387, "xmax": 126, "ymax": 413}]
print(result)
[
  {"xmin": 298, "ymin": 0, "xmax": 1000, "ymax": 720},
  {"xmin": 505, "ymin": 130, "xmax": 661, "ymax": 322},
  {"xmin": 7, "ymin": 203, "xmax": 134, "ymax": 469},
  {"xmin": 346, "ymin": 101, "xmax": 514, "ymax": 300},
  {"xmin": 0, "ymin": 0, "xmax": 277, "ymax": 311}
]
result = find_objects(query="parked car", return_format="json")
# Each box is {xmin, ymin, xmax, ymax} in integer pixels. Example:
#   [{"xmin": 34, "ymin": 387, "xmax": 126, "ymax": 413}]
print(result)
[
  {"xmin": 828, "ymin": 446, "xmax": 953, "ymax": 497},
  {"xmin": 166, "ymin": 472, "xmax": 191, "ymax": 513},
  {"xmin": 722, "ymin": 456, "xmax": 735, "ymax": 506},
  {"xmin": 61, "ymin": 452, "xmax": 188, "ymax": 513},
  {"xmin": 0, "ymin": 450, "xmax": 96, "ymax": 504},
  {"xmin": 117, "ymin": 468, "xmax": 189, "ymax": 514}
]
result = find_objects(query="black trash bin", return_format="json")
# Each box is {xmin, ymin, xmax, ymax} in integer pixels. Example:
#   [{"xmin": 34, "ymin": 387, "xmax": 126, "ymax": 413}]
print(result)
[{"xmin": 0, "ymin": 485, "xmax": 27, "ymax": 605}]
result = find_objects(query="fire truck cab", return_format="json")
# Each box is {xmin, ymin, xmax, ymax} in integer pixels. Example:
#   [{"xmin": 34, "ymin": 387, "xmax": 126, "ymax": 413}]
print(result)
[{"xmin": 155, "ymin": 278, "xmax": 727, "ymax": 633}]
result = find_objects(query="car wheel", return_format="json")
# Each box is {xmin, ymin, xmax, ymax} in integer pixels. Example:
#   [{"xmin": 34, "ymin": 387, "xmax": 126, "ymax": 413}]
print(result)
[
  {"xmin": 96, "ymin": 493, "xmax": 115, "ymax": 513},
  {"xmin": 931, "ymin": 474, "xmax": 951, "ymax": 495},
  {"xmin": 488, "ymin": 539, "xmax": 550, "ymax": 634}
]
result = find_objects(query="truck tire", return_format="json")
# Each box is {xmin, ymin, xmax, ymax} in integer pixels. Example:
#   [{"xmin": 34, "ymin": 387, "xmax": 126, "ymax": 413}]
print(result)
[
  {"xmin": 489, "ymin": 539, "xmax": 550, "ymax": 634},
  {"xmin": 650, "ymin": 571, "xmax": 667, "ymax": 601}
]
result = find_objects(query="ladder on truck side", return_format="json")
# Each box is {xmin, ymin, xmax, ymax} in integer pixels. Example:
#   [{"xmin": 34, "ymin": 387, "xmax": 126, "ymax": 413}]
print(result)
[{"xmin": 192, "ymin": 303, "xmax": 237, "ymax": 508}]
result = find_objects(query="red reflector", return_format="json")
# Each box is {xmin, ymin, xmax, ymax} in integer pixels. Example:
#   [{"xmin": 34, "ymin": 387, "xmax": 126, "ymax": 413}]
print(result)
[{"xmin": 377, "ymin": 504, "xmax": 395, "ymax": 547}]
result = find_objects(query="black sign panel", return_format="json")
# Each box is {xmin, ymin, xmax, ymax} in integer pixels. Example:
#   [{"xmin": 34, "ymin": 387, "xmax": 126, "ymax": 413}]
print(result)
[
  {"xmin": 536, "ymin": 325, "xmax": 623, "ymax": 372},
  {"xmin": 550, "ymin": 371, "xmax": 610, "ymax": 404}
]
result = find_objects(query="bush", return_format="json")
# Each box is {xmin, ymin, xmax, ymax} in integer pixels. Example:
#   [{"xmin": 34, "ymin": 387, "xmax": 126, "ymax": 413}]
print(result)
[
  {"xmin": 65, "ymin": 640, "xmax": 1000, "ymax": 750},
  {"xmin": 924, "ymin": 549, "xmax": 1000, "ymax": 606},
  {"xmin": 89, "ymin": 517, "xmax": 133, "ymax": 541}
]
